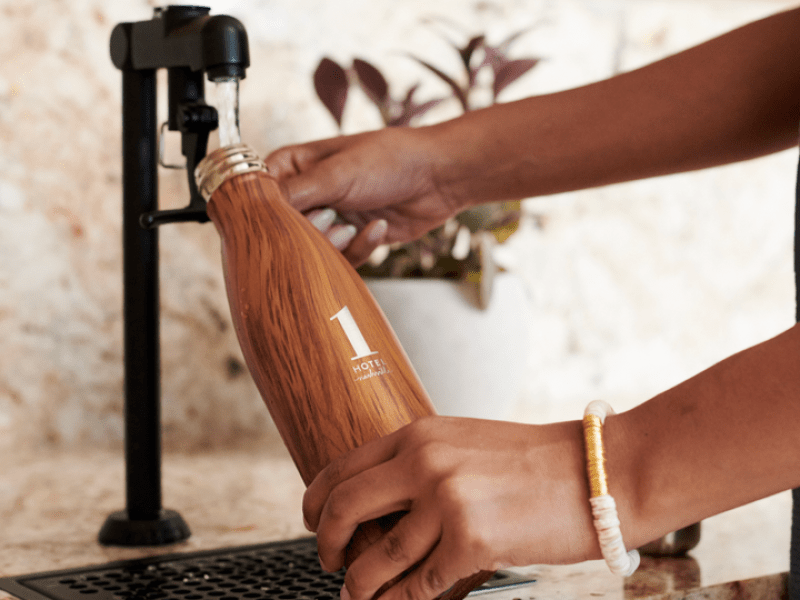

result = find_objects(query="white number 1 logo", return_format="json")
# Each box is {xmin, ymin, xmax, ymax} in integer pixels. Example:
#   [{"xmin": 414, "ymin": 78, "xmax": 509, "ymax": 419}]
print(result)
[{"xmin": 330, "ymin": 306, "xmax": 378, "ymax": 361}]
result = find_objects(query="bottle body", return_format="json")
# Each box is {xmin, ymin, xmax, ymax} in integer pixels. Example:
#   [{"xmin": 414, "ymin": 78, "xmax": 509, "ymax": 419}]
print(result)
[
  {"xmin": 196, "ymin": 145, "xmax": 493, "ymax": 599},
  {"xmin": 197, "ymin": 145, "xmax": 436, "ymax": 483},
  {"xmin": 210, "ymin": 173, "xmax": 437, "ymax": 479}
]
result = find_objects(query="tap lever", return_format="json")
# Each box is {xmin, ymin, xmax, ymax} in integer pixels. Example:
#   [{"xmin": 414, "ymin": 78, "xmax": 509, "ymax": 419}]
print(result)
[
  {"xmin": 140, "ymin": 207, "xmax": 209, "ymax": 228},
  {"xmin": 141, "ymin": 101, "xmax": 218, "ymax": 228},
  {"xmin": 158, "ymin": 123, "xmax": 185, "ymax": 170},
  {"xmin": 158, "ymin": 98, "xmax": 220, "ymax": 168}
]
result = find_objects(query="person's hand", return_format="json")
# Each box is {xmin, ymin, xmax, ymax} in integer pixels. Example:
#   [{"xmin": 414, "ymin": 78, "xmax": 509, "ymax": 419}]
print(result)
[
  {"xmin": 302, "ymin": 416, "xmax": 600, "ymax": 600},
  {"xmin": 264, "ymin": 127, "xmax": 464, "ymax": 267}
]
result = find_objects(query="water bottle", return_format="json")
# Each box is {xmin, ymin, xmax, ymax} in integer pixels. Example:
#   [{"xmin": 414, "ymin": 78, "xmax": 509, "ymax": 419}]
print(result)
[{"xmin": 195, "ymin": 144, "xmax": 494, "ymax": 600}]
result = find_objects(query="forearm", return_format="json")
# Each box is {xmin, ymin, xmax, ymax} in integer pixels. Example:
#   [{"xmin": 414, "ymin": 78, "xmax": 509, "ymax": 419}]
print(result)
[
  {"xmin": 608, "ymin": 324, "xmax": 800, "ymax": 548},
  {"xmin": 428, "ymin": 7, "xmax": 800, "ymax": 207}
]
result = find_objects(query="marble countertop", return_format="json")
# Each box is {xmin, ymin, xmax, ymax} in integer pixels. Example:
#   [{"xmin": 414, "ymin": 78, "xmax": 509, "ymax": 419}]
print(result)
[{"xmin": 0, "ymin": 444, "xmax": 792, "ymax": 600}]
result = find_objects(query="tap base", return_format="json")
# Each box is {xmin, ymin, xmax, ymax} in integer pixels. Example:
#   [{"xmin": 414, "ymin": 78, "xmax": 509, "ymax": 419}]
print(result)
[{"xmin": 98, "ymin": 509, "xmax": 191, "ymax": 547}]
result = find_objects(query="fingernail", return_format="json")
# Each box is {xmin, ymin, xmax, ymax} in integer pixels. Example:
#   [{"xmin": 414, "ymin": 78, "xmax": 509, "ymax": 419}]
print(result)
[
  {"xmin": 368, "ymin": 219, "xmax": 388, "ymax": 244},
  {"xmin": 329, "ymin": 225, "xmax": 358, "ymax": 250},
  {"xmin": 310, "ymin": 208, "xmax": 337, "ymax": 231},
  {"xmin": 319, "ymin": 555, "xmax": 331, "ymax": 573},
  {"xmin": 340, "ymin": 585, "xmax": 351, "ymax": 600}
]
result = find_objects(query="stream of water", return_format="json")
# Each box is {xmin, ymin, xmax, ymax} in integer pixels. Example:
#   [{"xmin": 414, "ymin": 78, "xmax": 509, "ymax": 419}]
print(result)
[{"xmin": 215, "ymin": 78, "xmax": 241, "ymax": 147}]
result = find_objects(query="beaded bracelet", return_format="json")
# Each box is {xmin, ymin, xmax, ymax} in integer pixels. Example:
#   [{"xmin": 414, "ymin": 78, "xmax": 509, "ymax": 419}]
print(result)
[{"xmin": 583, "ymin": 400, "xmax": 640, "ymax": 577}]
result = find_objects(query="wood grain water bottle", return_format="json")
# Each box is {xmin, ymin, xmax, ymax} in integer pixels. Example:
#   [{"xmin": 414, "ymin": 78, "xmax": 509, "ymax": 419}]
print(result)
[{"xmin": 195, "ymin": 144, "xmax": 493, "ymax": 600}]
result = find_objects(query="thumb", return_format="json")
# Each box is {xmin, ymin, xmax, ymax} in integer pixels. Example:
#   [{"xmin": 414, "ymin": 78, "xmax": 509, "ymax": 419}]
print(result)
[
  {"xmin": 281, "ymin": 160, "xmax": 347, "ymax": 213},
  {"xmin": 264, "ymin": 138, "xmax": 350, "ymax": 213}
]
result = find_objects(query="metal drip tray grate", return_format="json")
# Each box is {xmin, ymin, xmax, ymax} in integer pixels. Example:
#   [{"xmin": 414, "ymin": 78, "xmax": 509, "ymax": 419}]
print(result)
[{"xmin": 0, "ymin": 538, "xmax": 534, "ymax": 600}]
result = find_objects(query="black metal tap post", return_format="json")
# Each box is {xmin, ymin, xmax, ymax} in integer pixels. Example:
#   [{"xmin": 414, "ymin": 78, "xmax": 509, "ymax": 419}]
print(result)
[{"xmin": 100, "ymin": 5, "xmax": 249, "ymax": 546}]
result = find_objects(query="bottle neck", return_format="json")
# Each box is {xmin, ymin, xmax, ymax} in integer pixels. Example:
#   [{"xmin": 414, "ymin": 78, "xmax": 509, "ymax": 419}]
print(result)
[{"xmin": 194, "ymin": 144, "xmax": 268, "ymax": 202}]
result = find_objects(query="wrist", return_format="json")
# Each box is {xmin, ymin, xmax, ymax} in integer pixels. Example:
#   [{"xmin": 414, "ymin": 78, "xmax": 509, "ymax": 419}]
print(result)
[
  {"xmin": 603, "ymin": 406, "xmax": 650, "ymax": 550},
  {"xmin": 422, "ymin": 110, "xmax": 511, "ymax": 212},
  {"xmin": 536, "ymin": 419, "xmax": 606, "ymax": 563},
  {"xmin": 423, "ymin": 98, "xmax": 569, "ymax": 209}
]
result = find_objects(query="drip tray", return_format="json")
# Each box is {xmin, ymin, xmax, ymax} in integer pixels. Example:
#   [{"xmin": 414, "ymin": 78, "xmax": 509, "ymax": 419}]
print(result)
[{"xmin": 0, "ymin": 538, "xmax": 534, "ymax": 600}]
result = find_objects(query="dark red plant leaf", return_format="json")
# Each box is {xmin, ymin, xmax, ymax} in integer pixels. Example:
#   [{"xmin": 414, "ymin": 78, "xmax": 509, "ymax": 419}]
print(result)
[
  {"xmin": 389, "ymin": 98, "xmax": 444, "ymax": 127},
  {"xmin": 493, "ymin": 58, "xmax": 539, "ymax": 99},
  {"xmin": 481, "ymin": 25, "xmax": 535, "ymax": 71},
  {"xmin": 402, "ymin": 83, "xmax": 421, "ymax": 104},
  {"xmin": 497, "ymin": 27, "xmax": 533, "ymax": 54},
  {"xmin": 408, "ymin": 98, "xmax": 444, "ymax": 119},
  {"xmin": 459, "ymin": 35, "xmax": 485, "ymax": 72},
  {"xmin": 387, "ymin": 84, "xmax": 443, "ymax": 127},
  {"xmin": 407, "ymin": 54, "xmax": 469, "ymax": 111},
  {"xmin": 395, "ymin": 83, "xmax": 423, "ymax": 121},
  {"xmin": 352, "ymin": 58, "xmax": 390, "ymax": 109},
  {"xmin": 313, "ymin": 57, "xmax": 349, "ymax": 127}
]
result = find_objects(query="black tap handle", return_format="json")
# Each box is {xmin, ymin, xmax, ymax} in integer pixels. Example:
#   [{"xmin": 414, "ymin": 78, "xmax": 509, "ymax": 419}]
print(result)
[
  {"xmin": 140, "ymin": 206, "xmax": 209, "ymax": 228},
  {"xmin": 110, "ymin": 6, "xmax": 248, "ymax": 230},
  {"xmin": 140, "ymin": 102, "xmax": 218, "ymax": 228}
]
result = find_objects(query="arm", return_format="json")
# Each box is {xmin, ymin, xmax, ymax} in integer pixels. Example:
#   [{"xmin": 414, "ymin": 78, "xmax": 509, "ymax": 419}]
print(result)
[
  {"xmin": 290, "ymin": 10, "xmax": 800, "ymax": 598},
  {"xmin": 612, "ymin": 323, "xmax": 800, "ymax": 548},
  {"xmin": 432, "ymin": 5, "xmax": 800, "ymax": 206},
  {"xmin": 302, "ymin": 325, "xmax": 800, "ymax": 600},
  {"xmin": 267, "ymin": 7, "xmax": 800, "ymax": 262}
]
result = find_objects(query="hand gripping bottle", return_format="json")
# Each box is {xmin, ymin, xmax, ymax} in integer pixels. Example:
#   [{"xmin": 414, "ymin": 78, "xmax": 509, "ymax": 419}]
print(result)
[{"xmin": 195, "ymin": 144, "xmax": 493, "ymax": 600}]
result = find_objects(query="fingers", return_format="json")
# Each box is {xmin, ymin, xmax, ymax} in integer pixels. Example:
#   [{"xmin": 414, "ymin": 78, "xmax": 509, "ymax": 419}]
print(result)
[
  {"xmin": 306, "ymin": 208, "xmax": 338, "ymax": 232},
  {"xmin": 306, "ymin": 211, "xmax": 388, "ymax": 265},
  {"xmin": 341, "ymin": 219, "xmax": 388, "ymax": 267},
  {"xmin": 305, "ymin": 208, "xmax": 359, "ymax": 251},
  {"xmin": 369, "ymin": 539, "xmax": 464, "ymax": 600},
  {"xmin": 264, "ymin": 137, "xmax": 345, "ymax": 181},
  {"xmin": 327, "ymin": 224, "xmax": 359, "ymax": 251},
  {"xmin": 284, "ymin": 166, "xmax": 344, "ymax": 214},
  {"xmin": 315, "ymin": 463, "xmax": 413, "ymax": 572},
  {"xmin": 303, "ymin": 433, "xmax": 398, "ymax": 532},
  {"xmin": 264, "ymin": 138, "xmax": 352, "ymax": 213},
  {"xmin": 342, "ymin": 508, "xmax": 441, "ymax": 600}
]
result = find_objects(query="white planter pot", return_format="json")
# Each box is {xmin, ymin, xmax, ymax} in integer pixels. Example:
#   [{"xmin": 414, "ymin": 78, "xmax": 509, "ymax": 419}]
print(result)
[{"xmin": 365, "ymin": 274, "xmax": 529, "ymax": 420}]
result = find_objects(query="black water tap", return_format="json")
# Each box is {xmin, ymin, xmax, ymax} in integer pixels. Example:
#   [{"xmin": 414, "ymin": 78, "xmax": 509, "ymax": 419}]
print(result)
[
  {"xmin": 100, "ymin": 6, "xmax": 250, "ymax": 547},
  {"xmin": 110, "ymin": 5, "xmax": 249, "ymax": 81},
  {"xmin": 111, "ymin": 5, "xmax": 250, "ymax": 227}
]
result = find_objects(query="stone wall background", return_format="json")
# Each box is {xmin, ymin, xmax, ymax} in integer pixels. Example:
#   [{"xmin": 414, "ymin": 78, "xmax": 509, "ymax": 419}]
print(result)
[{"xmin": 0, "ymin": 0, "xmax": 796, "ymax": 453}]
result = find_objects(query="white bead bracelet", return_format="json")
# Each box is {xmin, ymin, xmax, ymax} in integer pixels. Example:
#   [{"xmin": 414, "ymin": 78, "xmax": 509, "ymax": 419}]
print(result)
[{"xmin": 583, "ymin": 400, "xmax": 640, "ymax": 577}]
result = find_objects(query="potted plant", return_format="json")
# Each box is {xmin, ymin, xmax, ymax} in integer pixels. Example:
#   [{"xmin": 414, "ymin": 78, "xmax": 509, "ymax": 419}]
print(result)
[
  {"xmin": 313, "ymin": 25, "xmax": 539, "ymax": 308},
  {"xmin": 312, "ymin": 25, "xmax": 539, "ymax": 419}
]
